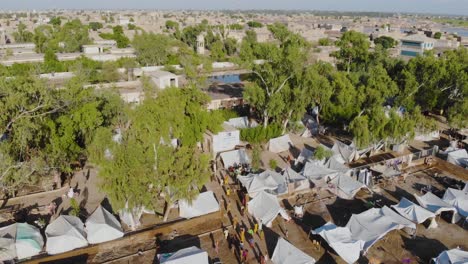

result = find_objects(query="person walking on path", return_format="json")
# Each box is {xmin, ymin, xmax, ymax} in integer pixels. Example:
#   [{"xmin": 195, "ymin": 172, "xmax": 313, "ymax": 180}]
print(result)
[
  {"xmin": 215, "ymin": 239, "xmax": 219, "ymax": 255},
  {"xmin": 224, "ymin": 228, "xmax": 229, "ymax": 240},
  {"xmin": 248, "ymin": 228, "xmax": 254, "ymax": 237},
  {"xmin": 240, "ymin": 227, "xmax": 245, "ymax": 243},
  {"xmin": 224, "ymin": 174, "xmax": 229, "ymax": 186},
  {"xmin": 242, "ymin": 249, "xmax": 248, "ymax": 263},
  {"xmin": 260, "ymin": 254, "xmax": 266, "ymax": 264},
  {"xmin": 253, "ymin": 222, "xmax": 258, "ymax": 234},
  {"xmin": 248, "ymin": 237, "xmax": 254, "ymax": 248}
]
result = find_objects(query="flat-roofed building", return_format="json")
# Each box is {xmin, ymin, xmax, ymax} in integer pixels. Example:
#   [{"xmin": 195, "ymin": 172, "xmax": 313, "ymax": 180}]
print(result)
[{"xmin": 400, "ymin": 34, "xmax": 435, "ymax": 58}]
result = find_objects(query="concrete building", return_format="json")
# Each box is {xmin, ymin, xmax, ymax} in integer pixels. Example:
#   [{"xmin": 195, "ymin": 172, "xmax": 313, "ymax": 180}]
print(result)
[
  {"xmin": 205, "ymin": 84, "xmax": 245, "ymax": 111},
  {"xmin": 196, "ymin": 34, "xmax": 205, "ymax": 55},
  {"xmin": 400, "ymin": 34, "xmax": 435, "ymax": 58},
  {"xmin": 203, "ymin": 123, "xmax": 240, "ymax": 157},
  {"xmin": 148, "ymin": 70, "xmax": 179, "ymax": 89}
]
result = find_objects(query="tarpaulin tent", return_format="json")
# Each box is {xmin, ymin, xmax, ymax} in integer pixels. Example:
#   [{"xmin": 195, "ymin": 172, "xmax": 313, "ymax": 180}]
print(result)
[
  {"xmin": 433, "ymin": 248, "xmax": 468, "ymax": 264},
  {"xmin": 45, "ymin": 215, "xmax": 88, "ymax": 255},
  {"xmin": 331, "ymin": 141, "xmax": 359, "ymax": 163},
  {"xmin": 220, "ymin": 149, "xmax": 250, "ymax": 168},
  {"xmin": 301, "ymin": 160, "xmax": 339, "ymax": 181},
  {"xmin": 248, "ymin": 191, "xmax": 290, "ymax": 227},
  {"xmin": 295, "ymin": 148, "xmax": 314, "ymax": 166},
  {"xmin": 238, "ymin": 170, "xmax": 287, "ymax": 196},
  {"xmin": 327, "ymin": 174, "xmax": 370, "ymax": 200},
  {"xmin": 85, "ymin": 205, "xmax": 124, "ymax": 244},
  {"xmin": 179, "ymin": 191, "xmax": 220, "ymax": 219},
  {"xmin": 267, "ymin": 134, "xmax": 293, "ymax": 153},
  {"xmin": 325, "ymin": 155, "xmax": 349, "ymax": 171},
  {"xmin": 282, "ymin": 167, "xmax": 310, "ymax": 194},
  {"xmin": 0, "ymin": 223, "xmax": 44, "ymax": 261},
  {"xmin": 391, "ymin": 198, "xmax": 436, "ymax": 224},
  {"xmin": 447, "ymin": 149, "xmax": 468, "ymax": 168},
  {"xmin": 158, "ymin": 246, "xmax": 209, "ymax": 264},
  {"xmin": 346, "ymin": 206, "xmax": 415, "ymax": 252},
  {"xmin": 271, "ymin": 237, "xmax": 316, "ymax": 264},
  {"xmin": 312, "ymin": 222, "xmax": 364, "ymax": 264},
  {"xmin": 225, "ymin": 117, "xmax": 258, "ymax": 129},
  {"xmin": 414, "ymin": 192, "xmax": 458, "ymax": 223},
  {"xmin": 443, "ymin": 188, "xmax": 468, "ymax": 222}
]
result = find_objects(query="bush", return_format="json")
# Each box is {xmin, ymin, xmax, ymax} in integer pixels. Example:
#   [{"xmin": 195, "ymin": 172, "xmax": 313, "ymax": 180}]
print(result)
[
  {"xmin": 240, "ymin": 124, "xmax": 282, "ymax": 144},
  {"xmin": 318, "ymin": 38, "xmax": 332, "ymax": 46},
  {"xmin": 252, "ymin": 144, "xmax": 261, "ymax": 171},
  {"xmin": 69, "ymin": 198, "xmax": 80, "ymax": 217},
  {"xmin": 216, "ymin": 109, "xmax": 239, "ymax": 121},
  {"xmin": 269, "ymin": 159, "xmax": 278, "ymax": 170},
  {"xmin": 314, "ymin": 145, "xmax": 333, "ymax": 160}
]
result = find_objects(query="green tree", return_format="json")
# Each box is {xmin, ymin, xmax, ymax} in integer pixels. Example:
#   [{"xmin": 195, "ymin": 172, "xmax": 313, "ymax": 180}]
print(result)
[
  {"xmin": 165, "ymin": 20, "xmax": 179, "ymax": 30},
  {"xmin": 210, "ymin": 39, "xmax": 226, "ymax": 61},
  {"xmin": 100, "ymin": 61, "xmax": 120, "ymax": 83},
  {"xmin": 88, "ymin": 22, "xmax": 103, "ymax": 31},
  {"xmin": 57, "ymin": 19, "xmax": 91, "ymax": 52},
  {"xmin": 12, "ymin": 22, "xmax": 34, "ymax": 43},
  {"xmin": 318, "ymin": 38, "xmax": 332, "ymax": 46},
  {"xmin": 132, "ymin": 32, "xmax": 171, "ymax": 66},
  {"xmin": 49, "ymin": 17, "xmax": 62, "ymax": 27},
  {"xmin": 434, "ymin": 32, "xmax": 442, "ymax": 39},
  {"xmin": 374, "ymin": 36, "xmax": 397, "ymax": 49},
  {"xmin": 112, "ymin": 26, "xmax": 130, "ymax": 48},
  {"xmin": 224, "ymin": 37, "xmax": 238, "ymax": 56},
  {"xmin": 332, "ymin": 31, "xmax": 370, "ymax": 73},
  {"xmin": 247, "ymin": 21, "xmax": 263, "ymax": 28}
]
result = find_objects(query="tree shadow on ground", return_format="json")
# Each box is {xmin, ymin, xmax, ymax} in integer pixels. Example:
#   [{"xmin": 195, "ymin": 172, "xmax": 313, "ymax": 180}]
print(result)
[
  {"xmin": 40, "ymin": 254, "xmax": 89, "ymax": 264},
  {"xmin": 262, "ymin": 226, "xmax": 279, "ymax": 258}
]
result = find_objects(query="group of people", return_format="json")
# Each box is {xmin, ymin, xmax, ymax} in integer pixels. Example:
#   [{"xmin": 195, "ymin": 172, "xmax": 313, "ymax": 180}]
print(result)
[{"xmin": 223, "ymin": 222, "xmax": 267, "ymax": 264}]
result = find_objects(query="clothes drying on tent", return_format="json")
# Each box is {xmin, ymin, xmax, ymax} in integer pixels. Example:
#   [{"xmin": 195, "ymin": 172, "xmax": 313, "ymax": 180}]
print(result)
[
  {"xmin": 358, "ymin": 169, "xmax": 373, "ymax": 186},
  {"xmin": 45, "ymin": 215, "xmax": 88, "ymax": 255},
  {"xmin": 432, "ymin": 248, "xmax": 468, "ymax": 264},
  {"xmin": 327, "ymin": 174, "xmax": 370, "ymax": 200},
  {"xmin": 312, "ymin": 222, "xmax": 365, "ymax": 264},
  {"xmin": 238, "ymin": 170, "xmax": 287, "ymax": 196},
  {"xmin": 346, "ymin": 206, "xmax": 415, "ymax": 252},
  {"xmin": 247, "ymin": 191, "xmax": 290, "ymax": 227},
  {"xmin": 267, "ymin": 134, "xmax": 293, "ymax": 153},
  {"xmin": 391, "ymin": 198, "xmax": 436, "ymax": 224},
  {"xmin": 158, "ymin": 246, "xmax": 209, "ymax": 264},
  {"xmin": 220, "ymin": 149, "xmax": 250, "ymax": 168},
  {"xmin": 85, "ymin": 205, "xmax": 124, "ymax": 244},
  {"xmin": 271, "ymin": 237, "xmax": 316, "ymax": 264},
  {"xmin": 0, "ymin": 223, "xmax": 44, "ymax": 261},
  {"xmin": 414, "ymin": 192, "xmax": 458, "ymax": 223},
  {"xmin": 179, "ymin": 191, "xmax": 220, "ymax": 218},
  {"xmin": 442, "ymin": 188, "xmax": 468, "ymax": 222}
]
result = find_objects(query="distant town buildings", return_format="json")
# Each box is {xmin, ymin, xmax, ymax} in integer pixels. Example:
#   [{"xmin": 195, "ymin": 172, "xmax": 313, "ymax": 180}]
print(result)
[{"xmin": 400, "ymin": 34, "xmax": 435, "ymax": 58}]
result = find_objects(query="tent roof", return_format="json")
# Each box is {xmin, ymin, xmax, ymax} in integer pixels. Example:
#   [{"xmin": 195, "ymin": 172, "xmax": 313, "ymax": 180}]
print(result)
[
  {"xmin": 238, "ymin": 170, "xmax": 286, "ymax": 196},
  {"xmin": 414, "ymin": 192, "xmax": 457, "ymax": 216},
  {"xmin": 283, "ymin": 167, "xmax": 307, "ymax": 183},
  {"xmin": 443, "ymin": 188, "xmax": 468, "ymax": 217},
  {"xmin": 45, "ymin": 215, "xmax": 88, "ymax": 255},
  {"xmin": 312, "ymin": 222, "xmax": 364, "ymax": 264},
  {"xmin": 433, "ymin": 248, "xmax": 468, "ymax": 264},
  {"xmin": 160, "ymin": 246, "xmax": 209, "ymax": 264},
  {"xmin": 179, "ymin": 191, "xmax": 220, "ymax": 219},
  {"xmin": 86, "ymin": 205, "xmax": 124, "ymax": 244},
  {"xmin": 301, "ymin": 160, "xmax": 339, "ymax": 180},
  {"xmin": 225, "ymin": 117, "xmax": 257, "ymax": 129},
  {"xmin": 331, "ymin": 141, "xmax": 358, "ymax": 163},
  {"xmin": 248, "ymin": 191, "xmax": 288, "ymax": 226},
  {"xmin": 391, "ymin": 198, "xmax": 436, "ymax": 223},
  {"xmin": 328, "ymin": 174, "xmax": 369, "ymax": 200},
  {"xmin": 268, "ymin": 134, "xmax": 293, "ymax": 153},
  {"xmin": 271, "ymin": 237, "xmax": 316, "ymax": 264},
  {"xmin": 220, "ymin": 149, "xmax": 250, "ymax": 168},
  {"xmin": 0, "ymin": 223, "xmax": 44, "ymax": 261},
  {"xmin": 447, "ymin": 149, "xmax": 468, "ymax": 167},
  {"xmin": 346, "ymin": 206, "xmax": 415, "ymax": 251}
]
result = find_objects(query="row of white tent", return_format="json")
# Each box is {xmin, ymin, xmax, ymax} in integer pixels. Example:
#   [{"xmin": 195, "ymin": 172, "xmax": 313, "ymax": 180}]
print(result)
[
  {"xmin": 312, "ymin": 185, "xmax": 468, "ymax": 264},
  {"xmin": 0, "ymin": 205, "xmax": 124, "ymax": 261},
  {"xmin": 157, "ymin": 237, "xmax": 317, "ymax": 264}
]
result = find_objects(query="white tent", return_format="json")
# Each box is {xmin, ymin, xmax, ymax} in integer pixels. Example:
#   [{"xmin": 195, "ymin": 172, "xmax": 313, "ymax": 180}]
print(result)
[
  {"xmin": 238, "ymin": 170, "xmax": 287, "ymax": 196},
  {"xmin": 220, "ymin": 149, "xmax": 250, "ymax": 168},
  {"xmin": 45, "ymin": 215, "xmax": 88, "ymax": 255},
  {"xmin": 331, "ymin": 141, "xmax": 359, "ymax": 163},
  {"xmin": 433, "ymin": 248, "xmax": 468, "ymax": 264},
  {"xmin": 312, "ymin": 222, "xmax": 364, "ymax": 264},
  {"xmin": 327, "ymin": 174, "xmax": 370, "ymax": 200},
  {"xmin": 159, "ymin": 246, "xmax": 209, "ymax": 264},
  {"xmin": 271, "ymin": 237, "xmax": 316, "ymax": 264},
  {"xmin": 442, "ymin": 188, "xmax": 468, "ymax": 222},
  {"xmin": 268, "ymin": 134, "xmax": 293, "ymax": 153},
  {"xmin": 357, "ymin": 169, "xmax": 373, "ymax": 186},
  {"xmin": 248, "ymin": 191, "xmax": 290, "ymax": 227},
  {"xmin": 301, "ymin": 160, "xmax": 339, "ymax": 180},
  {"xmin": 391, "ymin": 198, "xmax": 436, "ymax": 224},
  {"xmin": 325, "ymin": 155, "xmax": 349, "ymax": 171},
  {"xmin": 283, "ymin": 167, "xmax": 310, "ymax": 193},
  {"xmin": 346, "ymin": 206, "xmax": 416, "ymax": 252},
  {"xmin": 85, "ymin": 206, "xmax": 124, "ymax": 244},
  {"xmin": 414, "ymin": 192, "xmax": 458, "ymax": 223},
  {"xmin": 0, "ymin": 223, "xmax": 44, "ymax": 261},
  {"xmin": 179, "ymin": 191, "xmax": 220, "ymax": 219},
  {"xmin": 294, "ymin": 147, "xmax": 314, "ymax": 165},
  {"xmin": 463, "ymin": 182, "xmax": 468, "ymax": 193},
  {"xmin": 447, "ymin": 149, "xmax": 468, "ymax": 168}
]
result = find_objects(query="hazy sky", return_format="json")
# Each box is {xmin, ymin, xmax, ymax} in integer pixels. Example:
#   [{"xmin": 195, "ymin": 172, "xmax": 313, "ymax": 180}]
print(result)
[{"xmin": 1, "ymin": 0, "xmax": 468, "ymax": 15}]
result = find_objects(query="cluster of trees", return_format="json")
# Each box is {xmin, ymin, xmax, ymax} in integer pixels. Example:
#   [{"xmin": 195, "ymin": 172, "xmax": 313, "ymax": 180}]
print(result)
[
  {"xmin": 94, "ymin": 86, "xmax": 224, "ymax": 220},
  {"xmin": 239, "ymin": 25, "xmax": 467, "ymax": 148},
  {"xmin": 33, "ymin": 19, "xmax": 91, "ymax": 53},
  {"xmin": 0, "ymin": 75, "xmax": 122, "ymax": 195},
  {"xmin": 99, "ymin": 26, "xmax": 130, "ymax": 48}
]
